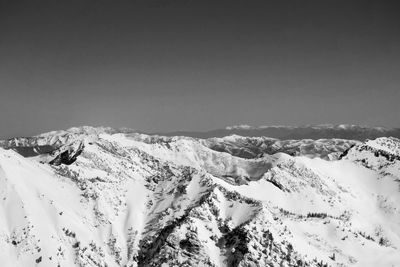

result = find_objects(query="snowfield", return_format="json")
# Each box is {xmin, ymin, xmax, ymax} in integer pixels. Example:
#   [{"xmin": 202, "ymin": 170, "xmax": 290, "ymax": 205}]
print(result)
[{"xmin": 0, "ymin": 127, "xmax": 399, "ymax": 267}]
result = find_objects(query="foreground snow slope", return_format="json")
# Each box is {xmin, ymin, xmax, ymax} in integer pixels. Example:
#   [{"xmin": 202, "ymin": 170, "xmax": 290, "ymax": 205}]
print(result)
[{"xmin": 0, "ymin": 128, "xmax": 399, "ymax": 267}]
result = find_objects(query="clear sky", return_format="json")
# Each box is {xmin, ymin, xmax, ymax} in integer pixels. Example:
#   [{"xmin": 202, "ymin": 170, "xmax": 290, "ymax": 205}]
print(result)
[{"xmin": 0, "ymin": 0, "xmax": 399, "ymax": 138}]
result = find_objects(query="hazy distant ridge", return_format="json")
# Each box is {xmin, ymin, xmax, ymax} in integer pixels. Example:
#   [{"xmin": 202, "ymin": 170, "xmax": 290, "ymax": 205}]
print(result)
[{"xmin": 157, "ymin": 124, "xmax": 400, "ymax": 140}]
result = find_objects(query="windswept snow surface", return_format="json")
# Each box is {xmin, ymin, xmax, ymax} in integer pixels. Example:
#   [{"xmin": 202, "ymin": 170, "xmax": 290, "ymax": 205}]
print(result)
[{"xmin": 0, "ymin": 129, "xmax": 399, "ymax": 267}]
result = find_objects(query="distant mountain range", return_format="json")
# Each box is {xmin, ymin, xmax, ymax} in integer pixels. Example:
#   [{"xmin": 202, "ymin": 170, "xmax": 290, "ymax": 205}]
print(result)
[{"xmin": 157, "ymin": 124, "xmax": 400, "ymax": 140}]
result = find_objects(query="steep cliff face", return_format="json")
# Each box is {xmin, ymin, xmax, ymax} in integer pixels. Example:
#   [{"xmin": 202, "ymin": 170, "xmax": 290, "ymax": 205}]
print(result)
[
  {"xmin": 48, "ymin": 141, "xmax": 85, "ymax": 166},
  {"xmin": 0, "ymin": 129, "xmax": 399, "ymax": 267}
]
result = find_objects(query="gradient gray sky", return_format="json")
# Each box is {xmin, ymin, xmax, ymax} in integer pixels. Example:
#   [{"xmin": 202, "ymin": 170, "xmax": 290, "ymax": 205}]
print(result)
[{"xmin": 1, "ymin": 0, "xmax": 399, "ymax": 138}]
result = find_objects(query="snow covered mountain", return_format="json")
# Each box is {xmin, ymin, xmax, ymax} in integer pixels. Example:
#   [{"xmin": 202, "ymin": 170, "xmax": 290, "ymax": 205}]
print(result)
[
  {"xmin": 0, "ymin": 127, "xmax": 399, "ymax": 266},
  {"xmin": 202, "ymin": 135, "xmax": 360, "ymax": 160}
]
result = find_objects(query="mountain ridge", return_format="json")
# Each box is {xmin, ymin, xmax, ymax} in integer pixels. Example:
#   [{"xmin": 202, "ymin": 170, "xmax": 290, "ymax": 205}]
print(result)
[{"xmin": 0, "ymin": 127, "xmax": 399, "ymax": 266}]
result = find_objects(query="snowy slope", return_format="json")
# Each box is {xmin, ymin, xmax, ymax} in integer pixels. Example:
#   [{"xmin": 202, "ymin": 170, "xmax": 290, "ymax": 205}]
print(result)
[{"xmin": 0, "ymin": 128, "xmax": 399, "ymax": 266}]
